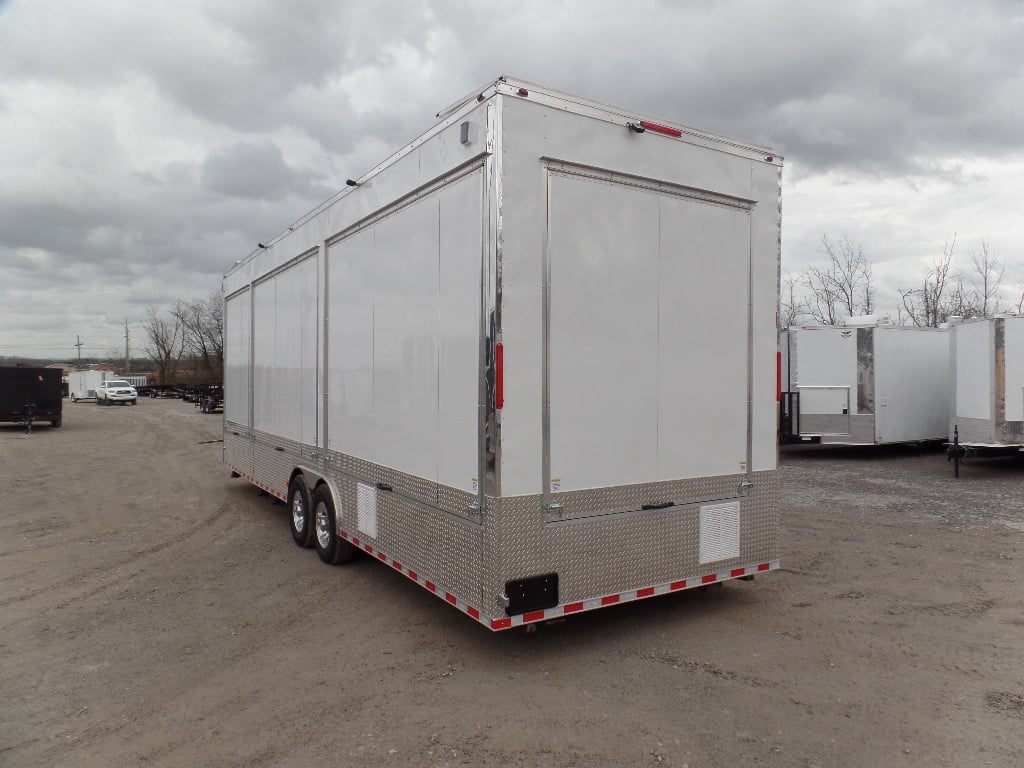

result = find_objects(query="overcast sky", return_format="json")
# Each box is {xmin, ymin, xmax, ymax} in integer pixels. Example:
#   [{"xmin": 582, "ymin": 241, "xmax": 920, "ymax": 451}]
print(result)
[{"xmin": 2, "ymin": 0, "xmax": 1022, "ymax": 360}]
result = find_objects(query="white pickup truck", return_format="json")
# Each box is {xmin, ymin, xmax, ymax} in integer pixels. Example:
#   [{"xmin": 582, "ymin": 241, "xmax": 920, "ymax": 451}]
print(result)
[{"xmin": 95, "ymin": 380, "xmax": 138, "ymax": 406}]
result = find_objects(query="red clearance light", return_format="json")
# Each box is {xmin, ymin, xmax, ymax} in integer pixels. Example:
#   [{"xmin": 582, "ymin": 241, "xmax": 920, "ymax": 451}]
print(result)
[
  {"xmin": 495, "ymin": 342, "xmax": 504, "ymax": 409},
  {"xmin": 517, "ymin": 88, "xmax": 528, "ymax": 97},
  {"xmin": 639, "ymin": 120, "xmax": 682, "ymax": 138},
  {"xmin": 477, "ymin": 93, "xmax": 485, "ymax": 102},
  {"xmin": 777, "ymin": 351, "xmax": 782, "ymax": 402}
]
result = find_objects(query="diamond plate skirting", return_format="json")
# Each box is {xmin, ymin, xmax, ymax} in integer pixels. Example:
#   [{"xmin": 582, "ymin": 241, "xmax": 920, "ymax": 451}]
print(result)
[
  {"xmin": 821, "ymin": 414, "xmax": 876, "ymax": 445},
  {"xmin": 224, "ymin": 422, "xmax": 252, "ymax": 474},
  {"xmin": 230, "ymin": 427, "xmax": 779, "ymax": 624}
]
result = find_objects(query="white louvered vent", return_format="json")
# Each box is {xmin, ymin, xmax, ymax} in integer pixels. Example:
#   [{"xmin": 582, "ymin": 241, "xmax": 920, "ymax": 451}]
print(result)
[
  {"xmin": 699, "ymin": 501, "xmax": 740, "ymax": 564},
  {"xmin": 357, "ymin": 482, "xmax": 378, "ymax": 539}
]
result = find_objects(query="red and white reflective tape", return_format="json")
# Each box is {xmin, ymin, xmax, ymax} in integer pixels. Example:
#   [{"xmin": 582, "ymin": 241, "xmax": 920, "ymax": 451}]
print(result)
[
  {"xmin": 488, "ymin": 560, "xmax": 779, "ymax": 630},
  {"xmin": 228, "ymin": 464, "xmax": 287, "ymax": 501}
]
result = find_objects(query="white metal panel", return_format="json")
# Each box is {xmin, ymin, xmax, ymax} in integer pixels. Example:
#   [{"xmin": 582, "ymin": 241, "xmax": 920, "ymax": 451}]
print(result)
[
  {"xmin": 224, "ymin": 289, "xmax": 251, "ymax": 426},
  {"xmin": 327, "ymin": 228, "xmax": 375, "ymax": 461},
  {"xmin": 326, "ymin": 173, "xmax": 483, "ymax": 488},
  {"xmin": 372, "ymin": 196, "xmax": 440, "ymax": 481},
  {"xmin": 955, "ymin": 320, "xmax": 992, "ymax": 420},
  {"xmin": 749, "ymin": 161, "xmax": 782, "ymax": 472},
  {"xmin": 796, "ymin": 328, "xmax": 857, "ymax": 413},
  {"xmin": 1004, "ymin": 317, "xmax": 1024, "ymax": 422},
  {"xmin": 437, "ymin": 171, "xmax": 484, "ymax": 492},
  {"xmin": 658, "ymin": 197, "xmax": 750, "ymax": 478},
  {"xmin": 873, "ymin": 328, "xmax": 950, "ymax": 442},
  {"xmin": 252, "ymin": 256, "xmax": 318, "ymax": 443},
  {"xmin": 548, "ymin": 172, "xmax": 660, "ymax": 491}
]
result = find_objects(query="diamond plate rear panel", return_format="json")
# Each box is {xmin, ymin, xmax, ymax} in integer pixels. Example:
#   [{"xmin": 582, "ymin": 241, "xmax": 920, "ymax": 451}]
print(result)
[
  {"xmin": 821, "ymin": 414, "xmax": 876, "ymax": 445},
  {"xmin": 954, "ymin": 417, "xmax": 995, "ymax": 444},
  {"xmin": 487, "ymin": 470, "xmax": 779, "ymax": 618}
]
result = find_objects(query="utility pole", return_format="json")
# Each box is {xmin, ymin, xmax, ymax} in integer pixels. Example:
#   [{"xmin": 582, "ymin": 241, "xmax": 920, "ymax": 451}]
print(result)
[
  {"xmin": 75, "ymin": 335, "xmax": 83, "ymax": 365},
  {"xmin": 124, "ymin": 319, "xmax": 130, "ymax": 375}
]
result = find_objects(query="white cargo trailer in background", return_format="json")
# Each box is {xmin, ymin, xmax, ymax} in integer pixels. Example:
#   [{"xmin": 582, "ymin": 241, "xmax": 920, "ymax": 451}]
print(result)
[
  {"xmin": 780, "ymin": 320, "xmax": 949, "ymax": 445},
  {"xmin": 949, "ymin": 315, "xmax": 1024, "ymax": 454},
  {"xmin": 68, "ymin": 371, "xmax": 146, "ymax": 401},
  {"xmin": 223, "ymin": 77, "xmax": 782, "ymax": 630},
  {"xmin": 68, "ymin": 370, "xmax": 112, "ymax": 402}
]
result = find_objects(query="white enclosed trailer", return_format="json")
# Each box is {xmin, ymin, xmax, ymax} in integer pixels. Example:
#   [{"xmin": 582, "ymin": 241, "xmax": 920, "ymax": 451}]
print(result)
[
  {"xmin": 950, "ymin": 315, "xmax": 1024, "ymax": 453},
  {"xmin": 68, "ymin": 371, "xmax": 145, "ymax": 401},
  {"xmin": 68, "ymin": 370, "xmax": 112, "ymax": 402},
  {"xmin": 780, "ymin": 321, "xmax": 949, "ymax": 445},
  {"xmin": 223, "ymin": 77, "xmax": 782, "ymax": 630}
]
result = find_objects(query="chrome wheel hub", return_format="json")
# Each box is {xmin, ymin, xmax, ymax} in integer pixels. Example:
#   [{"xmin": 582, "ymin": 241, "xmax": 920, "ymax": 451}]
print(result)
[{"xmin": 315, "ymin": 503, "xmax": 331, "ymax": 549}]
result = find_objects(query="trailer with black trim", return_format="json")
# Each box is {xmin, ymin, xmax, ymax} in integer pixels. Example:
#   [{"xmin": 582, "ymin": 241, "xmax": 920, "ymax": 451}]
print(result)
[{"xmin": 223, "ymin": 77, "xmax": 782, "ymax": 630}]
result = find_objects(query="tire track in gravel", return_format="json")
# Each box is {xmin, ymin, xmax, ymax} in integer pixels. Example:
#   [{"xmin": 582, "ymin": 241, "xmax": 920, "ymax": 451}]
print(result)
[{"xmin": 0, "ymin": 500, "xmax": 235, "ymax": 614}]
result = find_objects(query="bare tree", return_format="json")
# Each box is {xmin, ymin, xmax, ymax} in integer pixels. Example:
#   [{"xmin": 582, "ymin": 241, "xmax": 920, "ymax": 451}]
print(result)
[
  {"xmin": 803, "ymin": 234, "xmax": 874, "ymax": 325},
  {"xmin": 780, "ymin": 272, "xmax": 807, "ymax": 328},
  {"xmin": 899, "ymin": 237, "xmax": 959, "ymax": 327},
  {"xmin": 142, "ymin": 305, "xmax": 185, "ymax": 384},
  {"xmin": 173, "ymin": 292, "xmax": 224, "ymax": 381},
  {"xmin": 966, "ymin": 239, "xmax": 1004, "ymax": 317}
]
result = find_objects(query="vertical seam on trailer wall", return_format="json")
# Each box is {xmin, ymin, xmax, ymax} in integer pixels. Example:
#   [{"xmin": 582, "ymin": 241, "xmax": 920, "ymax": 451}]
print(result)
[
  {"xmin": 655, "ymin": 197, "xmax": 662, "ymax": 476},
  {"xmin": 436, "ymin": 195, "xmax": 442, "ymax": 500},
  {"xmin": 479, "ymin": 98, "xmax": 499, "ymax": 608},
  {"xmin": 321, "ymin": 242, "xmax": 328, "ymax": 458},
  {"xmin": 541, "ymin": 166, "xmax": 552, "ymax": 506},
  {"xmin": 746, "ymin": 196, "xmax": 754, "ymax": 482},
  {"xmin": 248, "ymin": 281, "xmax": 255, "ymax": 473},
  {"xmin": 371, "ymin": 228, "xmax": 377, "ymax": 451}
]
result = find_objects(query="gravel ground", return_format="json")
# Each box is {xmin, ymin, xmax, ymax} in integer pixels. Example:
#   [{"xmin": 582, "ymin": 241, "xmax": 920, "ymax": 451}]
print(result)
[{"xmin": 1, "ymin": 399, "xmax": 1022, "ymax": 767}]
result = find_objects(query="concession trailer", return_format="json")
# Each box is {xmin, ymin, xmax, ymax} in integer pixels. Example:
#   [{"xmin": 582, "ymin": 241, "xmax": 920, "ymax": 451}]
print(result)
[
  {"xmin": 949, "ymin": 314, "xmax": 1024, "ymax": 455},
  {"xmin": 222, "ymin": 77, "xmax": 782, "ymax": 630},
  {"xmin": 780, "ymin": 320, "xmax": 950, "ymax": 445}
]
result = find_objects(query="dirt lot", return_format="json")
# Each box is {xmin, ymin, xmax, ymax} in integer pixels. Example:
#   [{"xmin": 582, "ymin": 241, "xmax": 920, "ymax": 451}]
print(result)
[{"xmin": 1, "ymin": 399, "xmax": 1022, "ymax": 768}]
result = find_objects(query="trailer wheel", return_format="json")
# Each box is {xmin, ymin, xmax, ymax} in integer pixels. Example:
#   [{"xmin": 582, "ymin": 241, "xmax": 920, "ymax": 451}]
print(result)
[
  {"xmin": 312, "ymin": 486, "xmax": 354, "ymax": 565},
  {"xmin": 287, "ymin": 475, "xmax": 315, "ymax": 548}
]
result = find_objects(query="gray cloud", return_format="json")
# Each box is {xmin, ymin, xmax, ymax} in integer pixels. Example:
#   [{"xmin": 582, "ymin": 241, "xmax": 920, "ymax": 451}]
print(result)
[{"xmin": 0, "ymin": 0, "xmax": 1022, "ymax": 358}]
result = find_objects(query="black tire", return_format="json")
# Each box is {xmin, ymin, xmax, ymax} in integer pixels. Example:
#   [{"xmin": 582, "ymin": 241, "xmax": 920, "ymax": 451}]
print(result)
[
  {"xmin": 131, "ymin": 399, "xmax": 137, "ymax": 406},
  {"xmin": 312, "ymin": 486, "xmax": 354, "ymax": 565},
  {"xmin": 51, "ymin": 417, "xmax": 61, "ymax": 428},
  {"xmin": 287, "ymin": 475, "xmax": 314, "ymax": 548}
]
